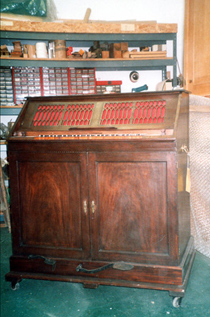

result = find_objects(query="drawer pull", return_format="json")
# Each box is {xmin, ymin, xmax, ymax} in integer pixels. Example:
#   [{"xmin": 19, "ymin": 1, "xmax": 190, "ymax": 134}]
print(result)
[
  {"xmin": 76, "ymin": 262, "xmax": 134, "ymax": 274},
  {"xmin": 76, "ymin": 263, "xmax": 113, "ymax": 274},
  {"xmin": 28, "ymin": 255, "xmax": 56, "ymax": 271}
]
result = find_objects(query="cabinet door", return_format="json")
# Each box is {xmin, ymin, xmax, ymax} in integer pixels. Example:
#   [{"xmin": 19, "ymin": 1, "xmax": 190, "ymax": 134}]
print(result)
[
  {"xmin": 184, "ymin": 0, "xmax": 210, "ymax": 96},
  {"xmin": 10, "ymin": 151, "xmax": 90, "ymax": 259},
  {"xmin": 89, "ymin": 151, "xmax": 178, "ymax": 265}
]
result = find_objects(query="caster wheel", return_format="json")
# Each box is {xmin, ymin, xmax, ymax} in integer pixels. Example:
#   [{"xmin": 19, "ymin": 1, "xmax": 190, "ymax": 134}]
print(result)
[
  {"xmin": 172, "ymin": 296, "xmax": 182, "ymax": 308},
  {"xmin": 11, "ymin": 281, "xmax": 20, "ymax": 291}
]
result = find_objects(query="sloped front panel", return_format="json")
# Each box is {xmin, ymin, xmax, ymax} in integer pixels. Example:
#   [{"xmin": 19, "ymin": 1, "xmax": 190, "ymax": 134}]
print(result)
[
  {"xmin": 32, "ymin": 103, "xmax": 94, "ymax": 127},
  {"xmin": 30, "ymin": 100, "xmax": 166, "ymax": 128}
]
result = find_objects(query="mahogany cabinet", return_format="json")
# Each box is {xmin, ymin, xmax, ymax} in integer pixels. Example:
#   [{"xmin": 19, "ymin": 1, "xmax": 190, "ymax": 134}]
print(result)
[{"xmin": 5, "ymin": 91, "xmax": 195, "ymax": 307}]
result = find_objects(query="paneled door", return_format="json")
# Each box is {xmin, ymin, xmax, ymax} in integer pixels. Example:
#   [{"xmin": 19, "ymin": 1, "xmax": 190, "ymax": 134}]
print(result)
[
  {"xmin": 9, "ymin": 151, "xmax": 90, "ymax": 260},
  {"xmin": 88, "ymin": 151, "xmax": 179, "ymax": 266},
  {"xmin": 184, "ymin": 0, "xmax": 210, "ymax": 96}
]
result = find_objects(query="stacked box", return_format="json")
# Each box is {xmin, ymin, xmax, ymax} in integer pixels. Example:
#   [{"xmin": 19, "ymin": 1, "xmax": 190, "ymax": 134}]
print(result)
[
  {"xmin": 42, "ymin": 67, "xmax": 70, "ymax": 96},
  {"xmin": 12, "ymin": 67, "xmax": 41, "ymax": 104},
  {"xmin": 96, "ymin": 81, "xmax": 122, "ymax": 94},
  {"xmin": 70, "ymin": 68, "xmax": 96, "ymax": 95},
  {"xmin": 10, "ymin": 67, "xmax": 96, "ymax": 102},
  {"xmin": 0, "ymin": 67, "xmax": 14, "ymax": 105}
]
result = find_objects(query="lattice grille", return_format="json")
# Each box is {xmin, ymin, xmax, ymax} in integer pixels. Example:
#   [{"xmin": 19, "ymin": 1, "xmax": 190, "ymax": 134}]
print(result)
[
  {"xmin": 31, "ymin": 100, "xmax": 166, "ymax": 128},
  {"xmin": 61, "ymin": 104, "xmax": 94, "ymax": 126},
  {"xmin": 32, "ymin": 103, "xmax": 94, "ymax": 127},
  {"xmin": 100, "ymin": 100, "xmax": 166, "ymax": 125},
  {"xmin": 32, "ymin": 105, "xmax": 65, "ymax": 127}
]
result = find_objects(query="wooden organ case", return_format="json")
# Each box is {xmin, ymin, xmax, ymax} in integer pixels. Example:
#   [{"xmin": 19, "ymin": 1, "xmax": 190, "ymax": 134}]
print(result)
[{"xmin": 6, "ymin": 91, "xmax": 195, "ymax": 307}]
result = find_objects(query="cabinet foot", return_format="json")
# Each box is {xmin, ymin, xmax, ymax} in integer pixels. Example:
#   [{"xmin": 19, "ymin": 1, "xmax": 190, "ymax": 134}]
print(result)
[
  {"xmin": 11, "ymin": 281, "xmax": 20, "ymax": 291},
  {"xmin": 83, "ymin": 283, "xmax": 99, "ymax": 289},
  {"xmin": 10, "ymin": 278, "xmax": 22, "ymax": 290},
  {"xmin": 172, "ymin": 296, "xmax": 182, "ymax": 308},
  {"xmin": 5, "ymin": 273, "xmax": 22, "ymax": 290}
]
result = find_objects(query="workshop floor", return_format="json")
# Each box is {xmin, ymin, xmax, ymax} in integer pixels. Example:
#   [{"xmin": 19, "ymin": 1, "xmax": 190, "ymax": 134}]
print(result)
[{"xmin": 1, "ymin": 227, "xmax": 210, "ymax": 317}]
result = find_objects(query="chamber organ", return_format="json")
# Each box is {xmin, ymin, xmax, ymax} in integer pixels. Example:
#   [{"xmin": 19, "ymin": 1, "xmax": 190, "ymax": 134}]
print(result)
[{"xmin": 6, "ymin": 91, "xmax": 195, "ymax": 307}]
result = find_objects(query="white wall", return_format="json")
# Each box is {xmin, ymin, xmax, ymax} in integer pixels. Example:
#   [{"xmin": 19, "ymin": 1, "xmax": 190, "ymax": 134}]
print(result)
[{"xmin": 53, "ymin": 0, "xmax": 185, "ymax": 92}]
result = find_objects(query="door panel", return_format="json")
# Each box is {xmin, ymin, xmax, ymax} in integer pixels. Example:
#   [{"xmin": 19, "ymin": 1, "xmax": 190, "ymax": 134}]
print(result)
[
  {"xmin": 97, "ymin": 161, "xmax": 168, "ymax": 253},
  {"xmin": 89, "ymin": 152, "xmax": 178, "ymax": 265},
  {"xmin": 12, "ymin": 152, "xmax": 90, "ymax": 259},
  {"xmin": 184, "ymin": 0, "xmax": 210, "ymax": 95}
]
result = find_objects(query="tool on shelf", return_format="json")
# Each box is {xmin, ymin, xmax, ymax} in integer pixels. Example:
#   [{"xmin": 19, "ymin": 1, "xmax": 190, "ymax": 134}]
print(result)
[{"xmin": 132, "ymin": 84, "xmax": 148, "ymax": 92}]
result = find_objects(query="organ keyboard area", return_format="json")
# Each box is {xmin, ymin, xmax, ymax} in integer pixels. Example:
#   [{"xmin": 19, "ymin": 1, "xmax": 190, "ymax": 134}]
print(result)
[{"xmin": 10, "ymin": 91, "xmax": 183, "ymax": 140}]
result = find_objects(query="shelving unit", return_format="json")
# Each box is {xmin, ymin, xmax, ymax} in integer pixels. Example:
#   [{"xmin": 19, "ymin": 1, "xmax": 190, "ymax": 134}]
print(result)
[
  {"xmin": 0, "ymin": 21, "xmax": 177, "ymax": 117},
  {"xmin": 1, "ymin": 21, "xmax": 177, "ymax": 78}
]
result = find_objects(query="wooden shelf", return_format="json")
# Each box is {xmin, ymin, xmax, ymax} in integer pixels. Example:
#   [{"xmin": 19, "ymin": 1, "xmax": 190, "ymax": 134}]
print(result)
[
  {"xmin": 0, "ymin": 106, "xmax": 22, "ymax": 116},
  {"xmin": 0, "ymin": 56, "xmax": 174, "ymax": 70},
  {"xmin": 1, "ymin": 56, "xmax": 172, "ymax": 61},
  {"xmin": 0, "ymin": 140, "xmax": 7, "ymax": 145},
  {"xmin": 0, "ymin": 20, "xmax": 177, "ymax": 34},
  {"xmin": 0, "ymin": 105, "xmax": 22, "ymax": 108}
]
